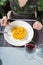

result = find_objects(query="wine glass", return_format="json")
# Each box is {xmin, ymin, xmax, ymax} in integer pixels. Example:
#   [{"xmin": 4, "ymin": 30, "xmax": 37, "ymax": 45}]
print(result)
[{"xmin": 25, "ymin": 41, "xmax": 36, "ymax": 60}]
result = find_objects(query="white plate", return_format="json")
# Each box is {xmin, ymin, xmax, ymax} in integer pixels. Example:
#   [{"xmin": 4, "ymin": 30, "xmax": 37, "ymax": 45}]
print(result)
[{"xmin": 4, "ymin": 20, "xmax": 34, "ymax": 46}]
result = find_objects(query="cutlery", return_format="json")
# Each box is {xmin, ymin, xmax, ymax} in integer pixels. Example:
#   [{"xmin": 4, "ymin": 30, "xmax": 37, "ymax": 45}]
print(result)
[{"xmin": 0, "ymin": 31, "xmax": 12, "ymax": 36}]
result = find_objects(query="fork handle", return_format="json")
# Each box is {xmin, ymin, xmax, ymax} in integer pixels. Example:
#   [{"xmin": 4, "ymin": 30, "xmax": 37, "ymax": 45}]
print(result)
[{"xmin": 0, "ymin": 31, "xmax": 7, "ymax": 34}]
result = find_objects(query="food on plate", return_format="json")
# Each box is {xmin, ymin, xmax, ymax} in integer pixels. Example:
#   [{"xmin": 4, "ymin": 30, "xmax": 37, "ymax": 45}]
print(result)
[{"xmin": 11, "ymin": 26, "xmax": 27, "ymax": 40}]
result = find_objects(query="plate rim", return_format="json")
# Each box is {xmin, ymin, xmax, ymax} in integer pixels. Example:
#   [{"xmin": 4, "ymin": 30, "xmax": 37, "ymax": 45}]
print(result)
[{"xmin": 4, "ymin": 20, "xmax": 34, "ymax": 46}]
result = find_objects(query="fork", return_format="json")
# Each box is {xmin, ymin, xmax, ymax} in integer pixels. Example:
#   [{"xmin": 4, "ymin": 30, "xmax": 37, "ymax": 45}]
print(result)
[{"xmin": 0, "ymin": 31, "xmax": 12, "ymax": 36}]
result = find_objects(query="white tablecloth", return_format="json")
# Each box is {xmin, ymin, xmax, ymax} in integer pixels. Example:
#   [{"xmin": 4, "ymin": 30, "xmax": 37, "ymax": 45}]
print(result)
[{"xmin": 0, "ymin": 47, "xmax": 43, "ymax": 65}]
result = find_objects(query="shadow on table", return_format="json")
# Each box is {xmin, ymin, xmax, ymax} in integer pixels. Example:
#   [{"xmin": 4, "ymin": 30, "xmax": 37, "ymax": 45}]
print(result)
[
  {"xmin": 32, "ymin": 29, "xmax": 39, "ymax": 44},
  {"xmin": 0, "ymin": 59, "xmax": 2, "ymax": 65}
]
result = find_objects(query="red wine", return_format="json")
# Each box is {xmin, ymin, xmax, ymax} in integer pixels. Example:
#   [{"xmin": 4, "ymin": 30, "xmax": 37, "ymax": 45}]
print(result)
[
  {"xmin": 26, "ymin": 44, "xmax": 35, "ymax": 49},
  {"xmin": 25, "ymin": 43, "xmax": 35, "ymax": 53}
]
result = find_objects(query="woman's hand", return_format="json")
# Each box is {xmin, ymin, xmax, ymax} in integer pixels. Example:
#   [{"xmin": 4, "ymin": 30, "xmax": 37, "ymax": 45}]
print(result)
[
  {"xmin": 1, "ymin": 16, "xmax": 9, "ymax": 26},
  {"xmin": 1, "ymin": 11, "xmax": 11, "ymax": 26},
  {"xmin": 33, "ymin": 21, "xmax": 43, "ymax": 30}
]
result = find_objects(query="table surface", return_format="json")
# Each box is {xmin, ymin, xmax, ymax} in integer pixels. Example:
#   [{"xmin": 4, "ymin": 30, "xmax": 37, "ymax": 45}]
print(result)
[
  {"xmin": 0, "ymin": 19, "xmax": 43, "ymax": 47},
  {"xmin": 0, "ymin": 19, "xmax": 43, "ymax": 65},
  {"xmin": 0, "ymin": 47, "xmax": 43, "ymax": 65}
]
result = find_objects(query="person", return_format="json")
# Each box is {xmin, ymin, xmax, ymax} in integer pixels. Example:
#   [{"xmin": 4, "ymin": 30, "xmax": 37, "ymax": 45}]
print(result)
[{"xmin": 1, "ymin": 0, "xmax": 43, "ymax": 30}]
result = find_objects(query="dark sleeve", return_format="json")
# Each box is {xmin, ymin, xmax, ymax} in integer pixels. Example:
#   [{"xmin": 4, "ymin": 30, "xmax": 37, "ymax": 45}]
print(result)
[
  {"xmin": 8, "ymin": 11, "xmax": 20, "ymax": 19},
  {"xmin": 7, "ymin": 11, "xmax": 20, "ymax": 22},
  {"xmin": 9, "ymin": 11, "xmax": 15, "ymax": 19},
  {"xmin": 7, "ymin": 11, "xmax": 15, "ymax": 22}
]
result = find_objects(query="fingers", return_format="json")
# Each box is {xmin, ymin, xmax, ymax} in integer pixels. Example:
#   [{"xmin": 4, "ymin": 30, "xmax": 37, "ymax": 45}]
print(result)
[
  {"xmin": 1, "ymin": 16, "xmax": 8, "ymax": 26},
  {"xmin": 33, "ymin": 21, "xmax": 43, "ymax": 30},
  {"xmin": 1, "ymin": 11, "xmax": 11, "ymax": 26},
  {"xmin": 6, "ymin": 22, "xmax": 10, "ymax": 26},
  {"xmin": 7, "ymin": 11, "xmax": 12, "ymax": 19},
  {"xmin": 1, "ymin": 16, "xmax": 10, "ymax": 26}
]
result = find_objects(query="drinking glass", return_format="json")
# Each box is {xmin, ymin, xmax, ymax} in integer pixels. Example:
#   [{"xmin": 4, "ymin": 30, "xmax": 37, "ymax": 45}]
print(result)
[{"xmin": 25, "ymin": 42, "xmax": 36, "ymax": 60}]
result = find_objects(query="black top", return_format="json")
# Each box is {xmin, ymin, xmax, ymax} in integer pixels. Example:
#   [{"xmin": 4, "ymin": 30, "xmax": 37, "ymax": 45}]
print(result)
[{"xmin": 8, "ymin": 0, "xmax": 37, "ymax": 19}]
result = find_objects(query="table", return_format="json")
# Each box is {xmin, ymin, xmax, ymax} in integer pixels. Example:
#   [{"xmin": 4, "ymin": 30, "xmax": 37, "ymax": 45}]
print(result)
[
  {"xmin": 0, "ymin": 19, "xmax": 43, "ymax": 65},
  {"xmin": 0, "ymin": 47, "xmax": 43, "ymax": 65},
  {"xmin": 0, "ymin": 19, "xmax": 43, "ymax": 46}
]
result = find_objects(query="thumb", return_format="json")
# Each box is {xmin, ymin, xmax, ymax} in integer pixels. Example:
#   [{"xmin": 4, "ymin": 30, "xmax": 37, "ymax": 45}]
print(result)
[{"xmin": 1, "ymin": 16, "xmax": 7, "ymax": 26}]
